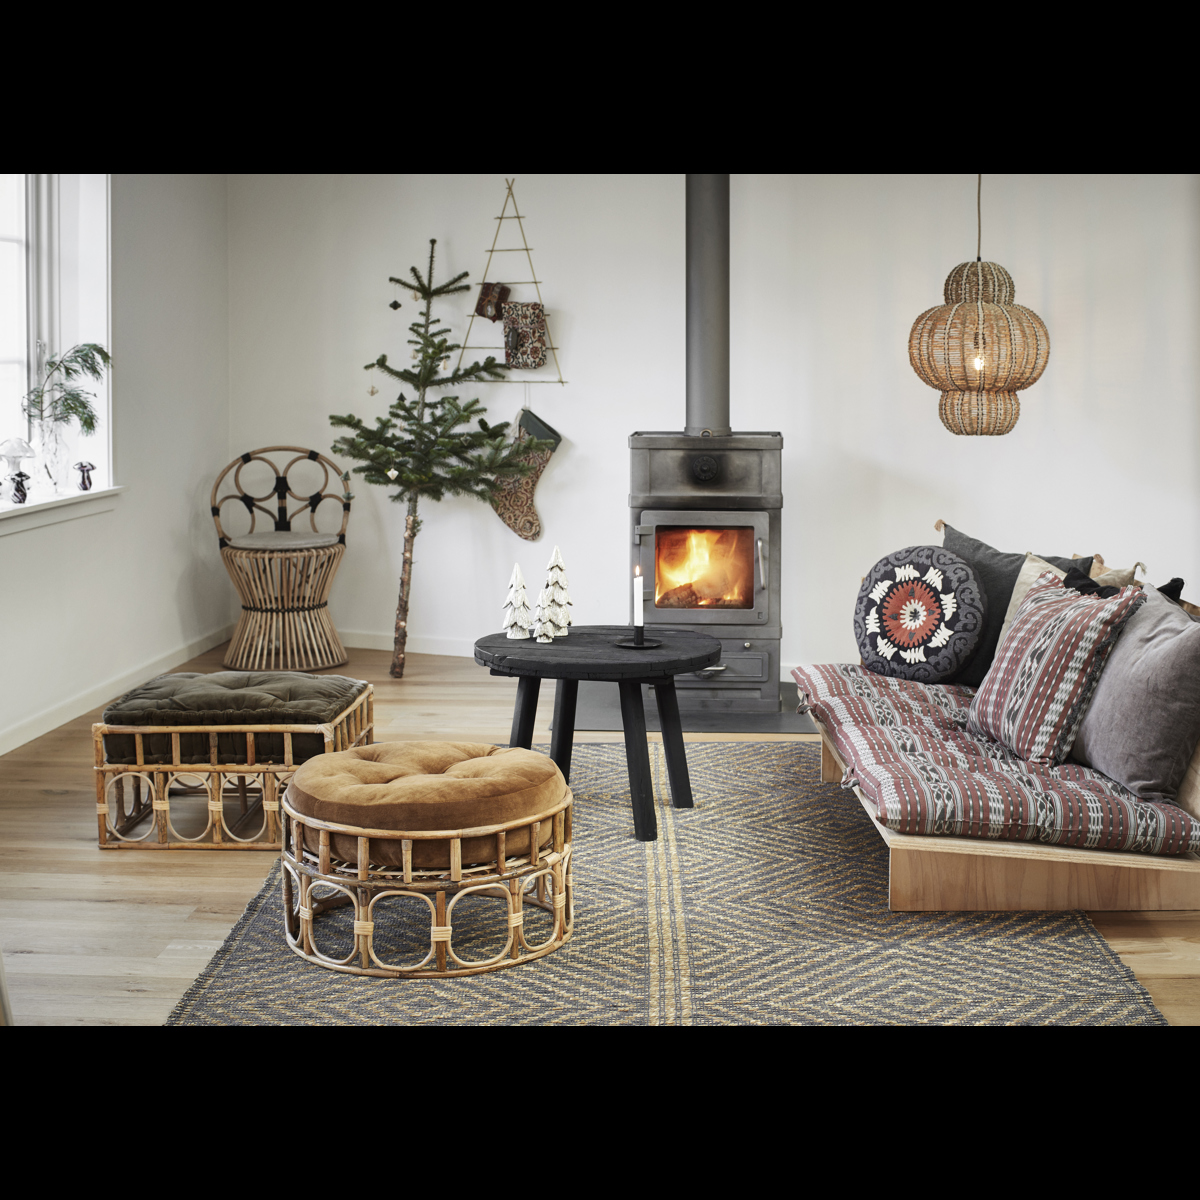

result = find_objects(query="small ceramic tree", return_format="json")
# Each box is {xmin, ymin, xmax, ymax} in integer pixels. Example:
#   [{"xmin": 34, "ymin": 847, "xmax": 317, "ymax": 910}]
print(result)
[
  {"xmin": 503, "ymin": 563, "xmax": 534, "ymax": 640},
  {"xmin": 535, "ymin": 545, "xmax": 572, "ymax": 640}
]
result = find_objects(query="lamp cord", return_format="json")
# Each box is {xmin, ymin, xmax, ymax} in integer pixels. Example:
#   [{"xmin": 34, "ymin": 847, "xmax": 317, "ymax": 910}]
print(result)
[{"xmin": 976, "ymin": 174, "xmax": 982, "ymax": 262}]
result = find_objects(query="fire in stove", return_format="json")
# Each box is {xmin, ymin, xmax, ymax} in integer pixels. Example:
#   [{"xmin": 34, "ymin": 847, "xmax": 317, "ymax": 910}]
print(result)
[{"xmin": 655, "ymin": 526, "xmax": 754, "ymax": 610}]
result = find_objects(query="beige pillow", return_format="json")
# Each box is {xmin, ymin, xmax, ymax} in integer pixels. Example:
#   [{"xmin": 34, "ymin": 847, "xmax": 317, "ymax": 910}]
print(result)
[
  {"xmin": 1075, "ymin": 552, "xmax": 1146, "ymax": 590},
  {"xmin": 997, "ymin": 553, "xmax": 1067, "ymax": 647}
]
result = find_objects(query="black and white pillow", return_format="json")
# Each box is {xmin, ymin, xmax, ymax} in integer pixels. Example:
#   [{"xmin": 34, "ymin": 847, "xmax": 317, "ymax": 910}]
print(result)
[{"xmin": 853, "ymin": 546, "xmax": 986, "ymax": 683}]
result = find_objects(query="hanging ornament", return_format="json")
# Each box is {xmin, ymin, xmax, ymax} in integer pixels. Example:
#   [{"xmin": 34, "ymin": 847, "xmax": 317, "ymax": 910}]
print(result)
[
  {"xmin": 908, "ymin": 176, "xmax": 1050, "ymax": 436},
  {"xmin": 367, "ymin": 386, "xmax": 379, "ymax": 396},
  {"xmin": 386, "ymin": 468, "xmax": 399, "ymax": 481}
]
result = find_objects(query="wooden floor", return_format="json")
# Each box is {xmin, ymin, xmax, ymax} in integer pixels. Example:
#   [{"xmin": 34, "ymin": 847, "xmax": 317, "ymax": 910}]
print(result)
[{"xmin": 2, "ymin": 645, "xmax": 1198, "ymax": 1025}]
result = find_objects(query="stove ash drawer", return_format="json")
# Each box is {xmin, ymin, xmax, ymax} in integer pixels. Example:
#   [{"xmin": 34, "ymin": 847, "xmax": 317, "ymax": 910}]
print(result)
[{"xmin": 678, "ymin": 650, "xmax": 768, "ymax": 686}]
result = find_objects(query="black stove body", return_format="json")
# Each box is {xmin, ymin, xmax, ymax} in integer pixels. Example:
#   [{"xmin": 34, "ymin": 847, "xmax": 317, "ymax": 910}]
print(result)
[{"xmin": 629, "ymin": 431, "xmax": 782, "ymax": 713}]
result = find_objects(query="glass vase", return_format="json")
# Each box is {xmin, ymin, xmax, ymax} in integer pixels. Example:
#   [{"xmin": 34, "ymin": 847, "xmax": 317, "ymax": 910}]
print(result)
[{"xmin": 35, "ymin": 419, "xmax": 69, "ymax": 496}]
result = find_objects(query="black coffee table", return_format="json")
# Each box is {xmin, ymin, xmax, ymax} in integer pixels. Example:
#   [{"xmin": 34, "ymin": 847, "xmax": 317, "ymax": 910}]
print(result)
[{"xmin": 474, "ymin": 626, "xmax": 721, "ymax": 841}]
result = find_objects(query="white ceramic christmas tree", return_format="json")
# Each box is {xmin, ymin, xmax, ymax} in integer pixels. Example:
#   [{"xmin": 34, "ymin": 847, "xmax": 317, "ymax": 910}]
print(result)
[
  {"xmin": 534, "ymin": 545, "xmax": 573, "ymax": 641},
  {"xmin": 502, "ymin": 563, "xmax": 534, "ymax": 640}
]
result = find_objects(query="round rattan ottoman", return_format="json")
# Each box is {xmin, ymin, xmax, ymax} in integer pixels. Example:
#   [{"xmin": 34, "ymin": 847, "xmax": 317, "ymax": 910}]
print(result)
[{"xmin": 281, "ymin": 741, "xmax": 573, "ymax": 978}]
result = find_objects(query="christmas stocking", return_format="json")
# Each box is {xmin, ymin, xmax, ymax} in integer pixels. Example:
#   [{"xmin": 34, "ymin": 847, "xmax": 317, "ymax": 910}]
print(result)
[{"xmin": 491, "ymin": 409, "xmax": 561, "ymax": 541}]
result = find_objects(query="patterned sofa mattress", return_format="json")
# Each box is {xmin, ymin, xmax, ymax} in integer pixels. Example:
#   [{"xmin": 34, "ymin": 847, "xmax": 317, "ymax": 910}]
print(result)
[{"xmin": 792, "ymin": 664, "xmax": 1200, "ymax": 858}]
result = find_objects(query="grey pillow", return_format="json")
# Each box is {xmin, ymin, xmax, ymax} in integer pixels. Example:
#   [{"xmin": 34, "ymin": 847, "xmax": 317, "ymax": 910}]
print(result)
[
  {"xmin": 941, "ymin": 524, "xmax": 1092, "ymax": 686},
  {"xmin": 1072, "ymin": 585, "xmax": 1200, "ymax": 801}
]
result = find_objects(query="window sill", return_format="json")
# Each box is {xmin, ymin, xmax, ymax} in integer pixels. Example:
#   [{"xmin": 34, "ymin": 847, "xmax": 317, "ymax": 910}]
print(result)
[{"xmin": 0, "ymin": 485, "xmax": 125, "ymax": 537}]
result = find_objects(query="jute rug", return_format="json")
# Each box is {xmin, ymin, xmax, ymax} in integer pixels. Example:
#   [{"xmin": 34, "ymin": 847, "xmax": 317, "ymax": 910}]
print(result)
[{"xmin": 168, "ymin": 743, "xmax": 1165, "ymax": 1026}]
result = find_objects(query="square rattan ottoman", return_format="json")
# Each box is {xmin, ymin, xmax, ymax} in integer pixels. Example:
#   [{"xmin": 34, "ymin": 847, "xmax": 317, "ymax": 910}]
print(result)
[{"xmin": 93, "ymin": 672, "xmax": 373, "ymax": 850}]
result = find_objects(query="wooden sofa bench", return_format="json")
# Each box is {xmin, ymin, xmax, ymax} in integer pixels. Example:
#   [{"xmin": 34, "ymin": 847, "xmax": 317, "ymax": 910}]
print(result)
[{"xmin": 815, "ymin": 720, "xmax": 1200, "ymax": 912}]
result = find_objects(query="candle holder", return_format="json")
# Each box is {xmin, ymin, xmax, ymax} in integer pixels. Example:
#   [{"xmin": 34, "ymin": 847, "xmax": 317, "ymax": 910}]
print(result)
[{"xmin": 614, "ymin": 626, "xmax": 662, "ymax": 649}]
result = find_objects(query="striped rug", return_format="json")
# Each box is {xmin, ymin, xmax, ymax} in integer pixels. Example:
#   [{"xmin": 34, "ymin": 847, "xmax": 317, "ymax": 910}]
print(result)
[{"xmin": 168, "ymin": 742, "xmax": 1164, "ymax": 1026}]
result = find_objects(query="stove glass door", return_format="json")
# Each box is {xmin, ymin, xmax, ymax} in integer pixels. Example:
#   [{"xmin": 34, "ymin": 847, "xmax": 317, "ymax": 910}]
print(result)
[{"xmin": 637, "ymin": 509, "xmax": 770, "ymax": 626}]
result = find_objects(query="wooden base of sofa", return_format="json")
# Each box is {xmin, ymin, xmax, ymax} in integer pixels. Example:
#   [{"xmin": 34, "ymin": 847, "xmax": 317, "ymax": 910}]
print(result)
[{"xmin": 818, "ymin": 728, "xmax": 1200, "ymax": 911}]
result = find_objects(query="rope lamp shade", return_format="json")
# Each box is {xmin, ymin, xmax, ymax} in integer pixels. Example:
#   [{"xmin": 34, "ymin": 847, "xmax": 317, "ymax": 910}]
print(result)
[{"xmin": 909, "ymin": 261, "xmax": 1050, "ymax": 436}]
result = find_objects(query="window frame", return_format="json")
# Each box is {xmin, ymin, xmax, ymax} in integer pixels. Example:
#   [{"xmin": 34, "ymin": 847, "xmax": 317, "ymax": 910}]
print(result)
[{"xmin": 1, "ymin": 173, "xmax": 113, "ymax": 518}]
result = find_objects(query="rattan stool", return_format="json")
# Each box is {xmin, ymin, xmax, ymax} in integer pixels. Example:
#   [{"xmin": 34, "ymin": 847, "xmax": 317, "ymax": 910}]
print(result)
[
  {"xmin": 281, "ymin": 742, "xmax": 573, "ymax": 978},
  {"xmin": 93, "ymin": 673, "xmax": 373, "ymax": 851}
]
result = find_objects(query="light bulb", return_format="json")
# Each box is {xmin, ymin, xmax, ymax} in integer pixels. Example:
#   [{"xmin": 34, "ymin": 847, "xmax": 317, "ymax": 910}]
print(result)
[{"xmin": 973, "ymin": 354, "xmax": 986, "ymax": 371}]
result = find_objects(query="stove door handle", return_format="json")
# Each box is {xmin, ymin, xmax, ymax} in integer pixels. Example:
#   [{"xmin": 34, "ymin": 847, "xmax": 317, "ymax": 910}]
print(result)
[
  {"xmin": 694, "ymin": 665, "xmax": 727, "ymax": 676},
  {"xmin": 757, "ymin": 538, "xmax": 766, "ymax": 592}
]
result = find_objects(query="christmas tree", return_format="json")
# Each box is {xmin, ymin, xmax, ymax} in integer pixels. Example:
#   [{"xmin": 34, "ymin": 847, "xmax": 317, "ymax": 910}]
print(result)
[
  {"xmin": 330, "ymin": 240, "xmax": 554, "ymax": 677},
  {"xmin": 502, "ymin": 563, "xmax": 534, "ymax": 640},
  {"xmin": 534, "ymin": 545, "xmax": 572, "ymax": 641}
]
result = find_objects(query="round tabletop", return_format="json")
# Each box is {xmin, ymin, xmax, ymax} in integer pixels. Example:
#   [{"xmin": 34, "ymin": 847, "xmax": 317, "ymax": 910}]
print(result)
[{"xmin": 474, "ymin": 626, "xmax": 721, "ymax": 681}]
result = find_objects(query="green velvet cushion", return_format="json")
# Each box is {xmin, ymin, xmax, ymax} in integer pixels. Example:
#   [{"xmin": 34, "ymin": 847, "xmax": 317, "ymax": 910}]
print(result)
[{"xmin": 101, "ymin": 671, "xmax": 368, "ymax": 765}]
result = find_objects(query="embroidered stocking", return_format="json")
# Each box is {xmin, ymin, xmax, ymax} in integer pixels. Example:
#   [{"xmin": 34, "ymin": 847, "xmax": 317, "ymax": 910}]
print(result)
[{"xmin": 490, "ymin": 409, "xmax": 561, "ymax": 542}]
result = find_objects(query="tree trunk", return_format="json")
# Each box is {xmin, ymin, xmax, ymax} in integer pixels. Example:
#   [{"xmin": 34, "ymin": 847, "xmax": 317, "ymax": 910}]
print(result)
[{"xmin": 391, "ymin": 496, "xmax": 420, "ymax": 678}]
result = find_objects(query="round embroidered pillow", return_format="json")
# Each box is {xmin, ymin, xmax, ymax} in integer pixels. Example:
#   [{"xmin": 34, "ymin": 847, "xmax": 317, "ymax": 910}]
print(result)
[{"xmin": 853, "ymin": 546, "xmax": 986, "ymax": 682}]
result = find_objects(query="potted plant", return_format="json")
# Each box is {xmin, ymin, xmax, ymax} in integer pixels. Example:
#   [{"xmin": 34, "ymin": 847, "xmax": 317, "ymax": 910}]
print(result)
[{"xmin": 22, "ymin": 342, "xmax": 111, "ymax": 493}]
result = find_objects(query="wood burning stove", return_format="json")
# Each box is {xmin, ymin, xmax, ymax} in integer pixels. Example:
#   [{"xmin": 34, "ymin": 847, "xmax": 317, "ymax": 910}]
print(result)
[
  {"xmin": 630, "ymin": 432, "xmax": 782, "ymax": 713},
  {"xmin": 627, "ymin": 174, "xmax": 784, "ymax": 714}
]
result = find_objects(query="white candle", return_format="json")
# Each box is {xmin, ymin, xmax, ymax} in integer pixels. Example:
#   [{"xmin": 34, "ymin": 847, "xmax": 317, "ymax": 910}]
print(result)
[{"xmin": 634, "ymin": 566, "xmax": 644, "ymax": 627}]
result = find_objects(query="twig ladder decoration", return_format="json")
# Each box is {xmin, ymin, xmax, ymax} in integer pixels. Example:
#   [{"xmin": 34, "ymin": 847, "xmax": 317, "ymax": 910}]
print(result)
[
  {"xmin": 211, "ymin": 446, "xmax": 353, "ymax": 671},
  {"xmin": 280, "ymin": 789, "xmax": 573, "ymax": 977},
  {"xmin": 454, "ymin": 178, "xmax": 566, "ymax": 385},
  {"xmin": 92, "ymin": 688, "xmax": 374, "ymax": 851},
  {"xmin": 908, "ymin": 176, "xmax": 1050, "ymax": 436}
]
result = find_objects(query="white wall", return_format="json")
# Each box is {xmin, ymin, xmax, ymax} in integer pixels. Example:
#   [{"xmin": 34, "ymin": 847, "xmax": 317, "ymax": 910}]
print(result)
[
  {"xmin": 736, "ymin": 173, "xmax": 1200, "ymax": 665},
  {"xmin": 0, "ymin": 174, "xmax": 235, "ymax": 754},
  {"xmin": 226, "ymin": 174, "xmax": 685, "ymax": 656},
  {"xmin": 6, "ymin": 174, "xmax": 1193, "ymax": 754},
  {"xmin": 228, "ymin": 172, "xmax": 1200, "ymax": 672}
]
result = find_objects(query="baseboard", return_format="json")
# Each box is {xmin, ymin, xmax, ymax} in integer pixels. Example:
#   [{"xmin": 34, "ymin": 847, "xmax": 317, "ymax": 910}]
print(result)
[
  {"xmin": 340, "ymin": 630, "xmax": 476, "ymax": 657},
  {"xmin": 0, "ymin": 623, "xmax": 237, "ymax": 759}
]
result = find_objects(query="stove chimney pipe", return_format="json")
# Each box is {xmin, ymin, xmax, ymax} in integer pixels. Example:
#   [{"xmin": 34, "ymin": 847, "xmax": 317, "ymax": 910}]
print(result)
[{"xmin": 685, "ymin": 173, "xmax": 731, "ymax": 437}]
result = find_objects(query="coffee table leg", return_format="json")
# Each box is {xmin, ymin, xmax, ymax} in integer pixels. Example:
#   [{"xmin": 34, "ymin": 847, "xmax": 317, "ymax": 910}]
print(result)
[
  {"xmin": 618, "ymin": 680, "xmax": 658, "ymax": 842},
  {"xmin": 510, "ymin": 676, "xmax": 541, "ymax": 749},
  {"xmin": 653, "ymin": 680, "xmax": 694, "ymax": 809},
  {"xmin": 550, "ymin": 679, "xmax": 578, "ymax": 783}
]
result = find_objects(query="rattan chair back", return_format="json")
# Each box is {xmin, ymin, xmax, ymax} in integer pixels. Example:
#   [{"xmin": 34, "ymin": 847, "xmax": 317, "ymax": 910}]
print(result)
[{"xmin": 211, "ymin": 446, "xmax": 351, "ymax": 548}]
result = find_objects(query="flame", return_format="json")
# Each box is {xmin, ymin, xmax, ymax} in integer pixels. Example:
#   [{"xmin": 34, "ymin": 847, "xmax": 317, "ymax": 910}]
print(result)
[{"xmin": 655, "ymin": 526, "xmax": 754, "ymax": 609}]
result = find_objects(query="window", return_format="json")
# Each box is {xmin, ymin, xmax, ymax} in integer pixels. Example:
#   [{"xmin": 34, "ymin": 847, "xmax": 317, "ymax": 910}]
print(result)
[
  {"xmin": 1, "ymin": 174, "xmax": 110, "ymax": 510},
  {"xmin": 0, "ymin": 175, "xmax": 26, "ymax": 451}
]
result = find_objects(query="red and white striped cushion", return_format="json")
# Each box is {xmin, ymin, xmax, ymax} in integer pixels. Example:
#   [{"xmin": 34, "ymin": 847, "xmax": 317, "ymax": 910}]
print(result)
[{"xmin": 967, "ymin": 572, "xmax": 1146, "ymax": 767}]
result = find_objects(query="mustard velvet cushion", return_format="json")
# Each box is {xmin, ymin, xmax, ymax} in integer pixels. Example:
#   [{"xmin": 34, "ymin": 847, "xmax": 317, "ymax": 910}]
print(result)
[{"xmin": 287, "ymin": 741, "xmax": 566, "ymax": 868}]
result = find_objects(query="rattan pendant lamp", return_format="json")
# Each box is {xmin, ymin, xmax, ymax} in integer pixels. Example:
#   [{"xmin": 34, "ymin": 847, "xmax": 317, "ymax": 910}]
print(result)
[{"xmin": 909, "ymin": 175, "xmax": 1050, "ymax": 435}]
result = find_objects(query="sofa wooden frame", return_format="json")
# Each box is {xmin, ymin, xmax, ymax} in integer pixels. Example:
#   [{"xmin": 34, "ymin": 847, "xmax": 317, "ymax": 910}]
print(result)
[
  {"xmin": 280, "ymin": 789, "xmax": 574, "ymax": 978},
  {"xmin": 814, "ymin": 717, "xmax": 1200, "ymax": 912},
  {"xmin": 92, "ymin": 686, "xmax": 374, "ymax": 851}
]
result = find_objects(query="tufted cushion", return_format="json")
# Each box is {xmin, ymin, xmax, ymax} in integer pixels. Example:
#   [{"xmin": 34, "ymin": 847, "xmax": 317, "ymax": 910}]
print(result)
[
  {"xmin": 287, "ymin": 742, "xmax": 566, "ymax": 869},
  {"xmin": 102, "ymin": 671, "xmax": 369, "ymax": 765},
  {"xmin": 854, "ymin": 546, "xmax": 986, "ymax": 682}
]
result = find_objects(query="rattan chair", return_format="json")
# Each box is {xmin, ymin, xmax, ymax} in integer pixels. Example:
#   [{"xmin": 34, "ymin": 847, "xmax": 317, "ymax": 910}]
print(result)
[{"xmin": 212, "ymin": 446, "xmax": 352, "ymax": 671}]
